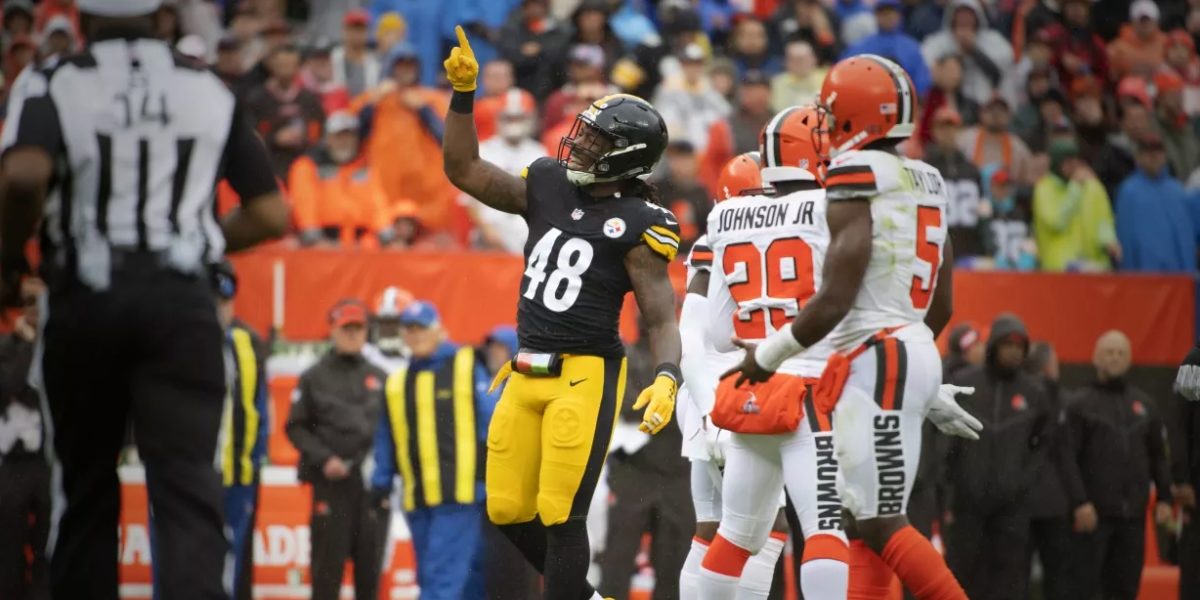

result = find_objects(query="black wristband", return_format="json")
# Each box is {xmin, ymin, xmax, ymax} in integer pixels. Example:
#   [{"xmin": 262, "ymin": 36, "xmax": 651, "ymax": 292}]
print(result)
[
  {"xmin": 450, "ymin": 90, "xmax": 475, "ymax": 114},
  {"xmin": 655, "ymin": 362, "xmax": 682, "ymax": 385}
]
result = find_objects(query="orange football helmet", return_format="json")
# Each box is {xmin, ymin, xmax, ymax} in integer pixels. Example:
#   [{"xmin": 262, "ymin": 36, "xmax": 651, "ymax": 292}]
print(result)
[
  {"xmin": 716, "ymin": 151, "xmax": 763, "ymax": 201},
  {"xmin": 818, "ymin": 54, "xmax": 917, "ymax": 156},
  {"xmin": 759, "ymin": 105, "xmax": 829, "ymax": 185}
]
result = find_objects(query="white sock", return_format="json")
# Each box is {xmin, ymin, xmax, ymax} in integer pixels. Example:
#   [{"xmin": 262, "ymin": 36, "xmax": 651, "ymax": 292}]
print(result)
[
  {"xmin": 697, "ymin": 565, "xmax": 740, "ymax": 600},
  {"xmin": 591, "ymin": 593, "xmax": 604, "ymax": 600},
  {"xmin": 681, "ymin": 537, "xmax": 709, "ymax": 600},
  {"xmin": 736, "ymin": 534, "xmax": 784, "ymax": 600},
  {"xmin": 800, "ymin": 557, "xmax": 849, "ymax": 600}
]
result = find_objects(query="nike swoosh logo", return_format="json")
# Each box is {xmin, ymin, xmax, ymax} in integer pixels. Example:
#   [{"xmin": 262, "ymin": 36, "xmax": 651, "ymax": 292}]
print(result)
[{"xmin": 569, "ymin": 379, "xmax": 587, "ymax": 387}]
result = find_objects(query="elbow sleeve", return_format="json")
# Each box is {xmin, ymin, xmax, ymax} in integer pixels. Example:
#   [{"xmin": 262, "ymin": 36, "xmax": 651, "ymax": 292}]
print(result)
[{"xmin": 680, "ymin": 294, "xmax": 718, "ymax": 416}]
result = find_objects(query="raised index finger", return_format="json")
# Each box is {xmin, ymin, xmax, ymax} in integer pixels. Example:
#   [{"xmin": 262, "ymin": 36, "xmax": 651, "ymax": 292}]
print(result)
[{"xmin": 455, "ymin": 25, "xmax": 474, "ymax": 56}]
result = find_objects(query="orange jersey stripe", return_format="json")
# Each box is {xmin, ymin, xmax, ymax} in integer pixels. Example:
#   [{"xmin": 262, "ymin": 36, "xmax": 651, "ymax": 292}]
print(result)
[
  {"xmin": 881, "ymin": 338, "xmax": 900, "ymax": 411},
  {"xmin": 826, "ymin": 172, "xmax": 877, "ymax": 187}
]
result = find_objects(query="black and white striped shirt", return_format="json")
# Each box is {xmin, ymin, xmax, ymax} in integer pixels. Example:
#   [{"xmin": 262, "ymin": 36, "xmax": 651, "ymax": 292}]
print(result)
[{"xmin": 0, "ymin": 29, "xmax": 277, "ymax": 290}]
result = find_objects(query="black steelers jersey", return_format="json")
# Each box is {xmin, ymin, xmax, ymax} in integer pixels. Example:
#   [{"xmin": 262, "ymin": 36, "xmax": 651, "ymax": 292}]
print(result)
[{"xmin": 516, "ymin": 157, "xmax": 681, "ymax": 357}]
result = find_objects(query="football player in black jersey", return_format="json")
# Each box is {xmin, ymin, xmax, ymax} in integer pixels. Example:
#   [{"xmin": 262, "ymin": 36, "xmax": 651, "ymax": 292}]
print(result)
[{"xmin": 443, "ymin": 26, "xmax": 683, "ymax": 600}]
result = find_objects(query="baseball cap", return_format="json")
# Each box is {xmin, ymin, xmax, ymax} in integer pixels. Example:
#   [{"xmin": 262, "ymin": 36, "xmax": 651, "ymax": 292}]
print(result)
[
  {"xmin": 329, "ymin": 300, "xmax": 369, "ymax": 328},
  {"xmin": 1117, "ymin": 76, "xmax": 1152, "ymax": 107},
  {"xmin": 78, "ymin": 0, "xmax": 161, "ymax": 16},
  {"xmin": 175, "ymin": 34, "xmax": 206, "ymax": 59},
  {"xmin": 679, "ymin": 42, "xmax": 706, "ymax": 63},
  {"xmin": 344, "ymin": 9, "xmax": 370, "ymax": 27},
  {"xmin": 485, "ymin": 326, "xmax": 519, "ymax": 355},
  {"xmin": 44, "ymin": 15, "xmax": 74, "ymax": 37},
  {"xmin": 398, "ymin": 301, "xmax": 440, "ymax": 328},
  {"xmin": 1130, "ymin": 0, "xmax": 1160, "ymax": 22},
  {"xmin": 377, "ymin": 12, "xmax": 406, "ymax": 37},
  {"xmin": 932, "ymin": 105, "xmax": 962, "ymax": 126},
  {"xmin": 325, "ymin": 111, "xmax": 358, "ymax": 134}
]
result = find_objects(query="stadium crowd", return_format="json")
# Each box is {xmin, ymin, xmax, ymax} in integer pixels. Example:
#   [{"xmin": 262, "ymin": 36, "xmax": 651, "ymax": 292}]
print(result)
[
  {"xmin": 3, "ymin": 1, "xmax": 1200, "ymax": 600},
  {"xmin": 0, "ymin": 0, "xmax": 1195, "ymax": 272}
]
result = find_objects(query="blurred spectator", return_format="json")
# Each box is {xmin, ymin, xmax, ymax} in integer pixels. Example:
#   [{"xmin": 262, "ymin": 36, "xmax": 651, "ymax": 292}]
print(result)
[
  {"xmin": 728, "ymin": 16, "xmax": 782, "ymax": 78},
  {"xmin": 707, "ymin": 57, "xmax": 739, "ymax": 103},
  {"xmin": 919, "ymin": 54, "xmax": 979, "ymax": 146},
  {"xmin": 475, "ymin": 60, "xmax": 518, "ymax": 141},
  {"xmin": 906, "ymin": 0, "xmax": 948, "ymax": 42},
  {"xmin": 766, "ymin": 0, "xmax": 838, "ymax": 65},
  {"xmin": 1019, "ymin": 339, "xmax": 1072, "ymax": 600},
  {"xmin": 925, "ymin": 106, "xmax": 985, "ymax": 259},
  {"xmin": 597, "ymin": 325, "xmax": 692, "ymax": 600},
  {"xmin": 1019, "ymin": 87, "xmax": 1070, "ymax": 152},
  {"xmin": 227, "ymin": 5, "xmax": 265, "ymax": 73},
  {"xmin": 958, "ymin": 94, "xmax": 1034, "ymax": 186},
  {"xmin": 770, "ymin": 39, "xmax": 826, "ymax": 113},
  {"xmin": 1033, "ymin": 138, "xmax": 1118, "ymax": 271},
  {"xmin": 730, "ymin": 71, "xmax": 773, "ymax": 155},
  {"xmin": 372, "ymin": 301, "xmax": 497, "ymax": 600},
  {"xmin": 944, "ymin": 314, "xmax": 1052, "ymax": 600},
  {"xmin": 624, "ymin": 3, "xmax": 708, "ymax": 99},
  {"xmin": 569, "ymin": 0, "xmax": 623, "ymax": 71},
  {"xmin": 465, "ymin": 91, "xmax": 543, "ymax": 254},
  {"xmin": 243, "ymin": 44, "xmax": 325, "ymax": 178},
  {"xmin": 374, "ymin": 12, "xmax": 407, "ymax": 59},
  {"xmin": 1014, "ymin": 29, "xmax": 1055, "ymax": 105},
  {"xmin": 4, "ymin": 35, "xmax": 35, "ymax": 85},
  {"xmin": 1115, "ymin": 133, "xmax": 1199, "ymax": 272},
  {"xmin": 289, "ymin": 111, "xmax": 393, "ymax": 249},
  {"xmin": 609, "ymin": 0, "xmax": 658, "ymax": 49},
  {"xmin": 240, "ymin": 18, "xmax": 295, "ymax": 96},
  {"xmin": 0, "ymin": 280, "xmax": 49, "ymax": 600},
  {"xmin": 39, "ymin": 15, "xmax": 75, "ymax": 68},
  {"xmin": 32, "ymin": 0, "xmax": 78, "ymax": 43},
  {"xmin": 541, "ymin": 82, "xmax": 607, "ymax": 154},
  {"xmin": 364, "ymin": 286, "xmax": 414, "ymax": 374},
  {"xmin": 370, "ymin": 0, "xmax": 446, "ymax": 87},
  {"xmin": 1042, "ymin": 0, "xmax": 1109, "ymax": 91},
  {"xmin": 331, "ymin": 9, "xmax": 380, "ymax": 100},
  {"xmin": 1061, "ymin": 330, "xmax": 1173, "ymax": 600},
  {"xmin": 921, "ymin": 0, "xmax": 1015, "ymax": 107},
  {"xmin": 214, "ymin": 35, "xmax": 246, "ymax": 90},
  {"xmin": 1092, "ymin": 84, "xmax": 1155, "ymax": 197},
  {"xmin": 1166, "ymin": 29, "xmax": 1200, "ymax": 116},
  {"xmin": 286, "ymin": 300, "xmax": 388, "ymax": 600},
  {"xmin": 834, "ymin": 0, "xmax": 876, "ymax": 47},
  {"xmin": 499, "ymin": 0, "xmax": 570, "ymax": 100},
  {"xmin": 543, "ymin": 44, "xmax": 612, "ymax": 134},
  {"xmin": 654, "ymin": 43, "xmax": 732, "ymax": 154},
  {"xmin": 304, "ymin": 0, "xmax": 369, "ymax": 42},
  {"xmin": 841, "ymin": 0, "xmax": 931, "ymax": 97},
  {"xmin": 1, "ymin": 1, "xmax": 33, "ymax": 53},
  {"xmin": 978, "ymin": 168, "xmax": 1038, "ymax": 270},
  {"xmin": 353, "ymin": 43, "xmax": 453, "ymax": 230},
  {"xmin": 1154, "ymin": 70, "xmax": 1200, "ymax": 178},
  {"xmin": 1172, "ymin": 356, "xmax": 1200, "ymax": 600},
  {"xmin": 656, "ymin": 140, "xmax": 711, "ymax": 249},
  {"xmin": 1108, "ymin": 0, "xmax": 1167, "ymax": 79},
  {"xmin": 300, "ymin": 42, "xmax": 351, "ymax": 115},
  {"xmin": 1011, "ymin": 65, "xmax": 1055, "ymax": 148},
  {"xmin": 175, "ymin": 34, "xmax": 207, "ymax": 65},
  {"xmin": 944, "ymin": 322, "xmax": 985, "ymax": 380},
  {"xmin": 155, "ymin": 1, "xmax": 183, "ymax": 46}
]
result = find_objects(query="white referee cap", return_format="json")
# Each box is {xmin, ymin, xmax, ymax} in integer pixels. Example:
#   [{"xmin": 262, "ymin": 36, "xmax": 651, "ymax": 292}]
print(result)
[{"xmin": 78, "ymin": 0, "xmax": 163, "ymax": 17}]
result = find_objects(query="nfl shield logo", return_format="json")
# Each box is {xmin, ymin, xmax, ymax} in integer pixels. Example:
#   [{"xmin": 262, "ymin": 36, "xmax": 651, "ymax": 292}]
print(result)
[
  {"xmin": 571, "ymin": 208, "xmax": 585, "ymax": 220},
  {"xmin": 741, "ymin": 393, "xmax": 760, "ymax": 414}
]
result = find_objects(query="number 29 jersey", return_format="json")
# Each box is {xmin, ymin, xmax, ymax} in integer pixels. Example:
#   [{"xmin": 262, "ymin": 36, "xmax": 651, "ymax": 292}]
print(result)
[
  {"xmin": 823, "ymin": 150, "xmax": 951, "ymax": 351},
  {"xmin": 516, "ymin": 157, "xmax": 681, "ymax": 358},
  {"xmin": 706, "ymin": 189, "xmax": 833, "ymax": 378}
]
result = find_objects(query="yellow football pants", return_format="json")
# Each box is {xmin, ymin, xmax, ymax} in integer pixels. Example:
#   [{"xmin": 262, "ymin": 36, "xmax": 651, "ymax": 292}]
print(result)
[{"xmin": 485, "ymin": 355, "xmax": 627, "ymax": 527}]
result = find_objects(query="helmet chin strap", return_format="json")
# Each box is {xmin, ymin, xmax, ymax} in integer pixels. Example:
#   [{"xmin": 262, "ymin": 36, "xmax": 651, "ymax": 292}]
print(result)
[{"xmin": 565, "ymin": 168, "xmax": 645, "ymax": 187}]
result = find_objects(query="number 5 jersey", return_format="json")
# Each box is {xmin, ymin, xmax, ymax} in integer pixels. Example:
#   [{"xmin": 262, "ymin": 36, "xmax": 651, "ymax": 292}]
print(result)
[{"xmin": 516, "ymin": 157, "xmax": 681, "ymax": 358}]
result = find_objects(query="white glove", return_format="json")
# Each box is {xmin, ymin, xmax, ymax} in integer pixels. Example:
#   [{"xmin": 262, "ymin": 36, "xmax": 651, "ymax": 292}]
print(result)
[
  {"xmin": 928, "ymin": 384, "xmax": 984, "ymax": 441},
  {"xmin": 702, "ymin": 418, "xmax": 725, "ymax": 467},
  {"xmin": 1176, "ymin": 365, "xmax": 1200, "ymax": 402}
]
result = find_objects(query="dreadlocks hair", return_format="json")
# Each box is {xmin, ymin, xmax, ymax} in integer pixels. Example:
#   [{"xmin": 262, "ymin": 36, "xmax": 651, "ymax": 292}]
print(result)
[{"xmin": 622, "ymin": 178, "xmax": 662, "ymax": 206}]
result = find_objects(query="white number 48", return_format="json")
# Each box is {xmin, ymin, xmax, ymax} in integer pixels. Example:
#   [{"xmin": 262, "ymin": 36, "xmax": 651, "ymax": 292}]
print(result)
[{"xmin": 523, "ymin": 227, "xmax": 595, "ymax": 312}]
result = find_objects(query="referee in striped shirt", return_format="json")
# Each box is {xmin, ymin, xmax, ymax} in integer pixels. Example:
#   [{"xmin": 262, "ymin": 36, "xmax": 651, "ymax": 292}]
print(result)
[{"xmin": 0, "ymin": 1, "xmax": 289, "ymax": 598}]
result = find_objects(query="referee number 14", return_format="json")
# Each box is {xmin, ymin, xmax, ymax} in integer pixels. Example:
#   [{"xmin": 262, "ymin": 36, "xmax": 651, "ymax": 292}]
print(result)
[{"xmin": 523, "ymin": 228, "xmax": 594, "ymax": 313}]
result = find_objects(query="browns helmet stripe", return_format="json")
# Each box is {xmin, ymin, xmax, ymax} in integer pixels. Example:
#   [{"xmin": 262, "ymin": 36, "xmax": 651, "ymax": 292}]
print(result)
[
  {"xmin": 861, "ymin": 54, "xmax": 913, "ymax": 128},
  {"xmin": 763, "ymin": 106, "xmax": 799, "ymax": 168}
]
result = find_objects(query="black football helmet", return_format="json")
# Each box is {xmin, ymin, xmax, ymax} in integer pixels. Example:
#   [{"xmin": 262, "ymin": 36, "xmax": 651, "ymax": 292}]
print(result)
[{"xmin": 557, "ymin": 94, "xmax": 668, "ymax": 186}]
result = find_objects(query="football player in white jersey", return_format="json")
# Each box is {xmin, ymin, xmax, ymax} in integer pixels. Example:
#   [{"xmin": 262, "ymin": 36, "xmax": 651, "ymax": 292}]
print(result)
[
  {"xmin": 678, "ymin": 152, "xmax": 790, "ymax": 600},
  {"xmin": 696, "ymin": 107, "xmax": 848, "ymax": 600},
  {"xmin": 722, "ymin": 55, "xmax": 980, "ymax": 600}
]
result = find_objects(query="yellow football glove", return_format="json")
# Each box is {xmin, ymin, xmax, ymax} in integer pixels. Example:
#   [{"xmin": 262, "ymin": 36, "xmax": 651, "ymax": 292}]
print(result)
[
  {"xmin": 443, "ymin": 25, "xmax": 479, "ymax": 93},
  {"xmin": 634, "ymin": 368, "xmax": 679, "ymax": 435}
]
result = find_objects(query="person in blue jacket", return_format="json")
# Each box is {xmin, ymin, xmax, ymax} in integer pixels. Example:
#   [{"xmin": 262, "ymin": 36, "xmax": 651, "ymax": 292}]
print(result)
[
  {"xmin": 1115, "ymin": 134, "xmax": 1200, "ymax": 273},
  {"xmin": 372, "ymin": 301, "xmax": 498, "ymax": 600},
  {"xmin": 840, "ymin": 0, "xmax": 932, "ymax": 97}
]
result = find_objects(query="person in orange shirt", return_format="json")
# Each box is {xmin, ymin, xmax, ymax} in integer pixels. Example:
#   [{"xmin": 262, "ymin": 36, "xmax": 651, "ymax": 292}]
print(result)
[
  {"xmin": 1108, "ymin": 0, "xmax": 1167, "ymax": 79},
  {"xmin": 352, "ymin": 42, "xmax": 453, "ymax": 230},
  {"xmin": 289, "ymin": 111, "xmax": 393, "ymax": 248}
]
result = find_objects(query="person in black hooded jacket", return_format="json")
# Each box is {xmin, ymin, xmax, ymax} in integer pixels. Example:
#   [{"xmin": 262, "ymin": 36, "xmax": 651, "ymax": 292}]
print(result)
[
  {"xmin": 942, "ymin": 313, "xmax": 1054, "ymax": 600},
  {"xmin": 1061, "ymin": 330, "xmax": 1174, "ymax": 600}
]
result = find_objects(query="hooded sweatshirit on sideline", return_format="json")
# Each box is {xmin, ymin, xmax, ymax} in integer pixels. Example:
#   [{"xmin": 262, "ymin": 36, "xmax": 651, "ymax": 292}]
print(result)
[{"xmin": 921, "ymin": 0, "xmax": 1016, "ymax": 107}]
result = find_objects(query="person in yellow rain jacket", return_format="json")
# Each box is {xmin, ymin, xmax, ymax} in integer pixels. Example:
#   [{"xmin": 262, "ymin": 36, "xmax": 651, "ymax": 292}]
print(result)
[{"xmin": 288, "ymin": 111, "xmax": 394, "ymax": 248}]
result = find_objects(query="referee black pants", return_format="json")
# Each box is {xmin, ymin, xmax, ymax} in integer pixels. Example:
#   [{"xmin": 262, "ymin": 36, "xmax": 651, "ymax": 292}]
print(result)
[{"xmin": 41, "ymin": 269, "xmax": 227, "ymax": 600}]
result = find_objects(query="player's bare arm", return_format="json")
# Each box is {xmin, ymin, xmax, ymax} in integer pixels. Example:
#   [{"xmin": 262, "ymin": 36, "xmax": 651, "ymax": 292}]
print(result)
[
  {"xmin": 627, "ymin": 243, "xmax": 683, "ymax": 434},
  {"xmin": 687, "ymin": 271, "xmax": 710, "ymax": 296},
  {"xmin": 924, "ymin": 236, "xmax": 955, "ymax": 338},
  {"xmin": 723, "ymin": 199, "xmax": 873, "ymax": 386},
  {"xmin": 442, "ymin": 25, "xmax": 527, "ymax": 215},
  {"xmin": 0, "ymin": 147, "xmax": 52, "ymax": 302}
]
